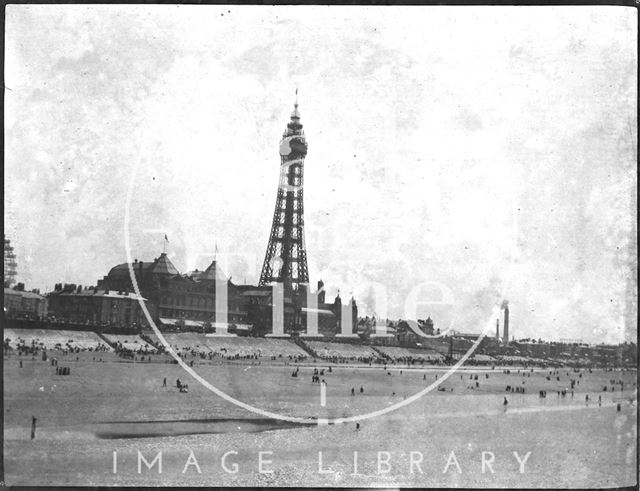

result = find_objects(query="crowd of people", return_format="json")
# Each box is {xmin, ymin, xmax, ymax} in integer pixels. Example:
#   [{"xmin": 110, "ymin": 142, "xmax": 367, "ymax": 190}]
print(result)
[
  {"xmin": 380, "ymin": 355, "xmax": 445, "ymax": 366},
  {"xmin": 314, "ymin": 354, "xmax": 386, "ymax": 365},
  {"xmin": 167, "ymin": 347, "xmax": 310, "ymax": 363},
  {"xmin": 112, "ymin": 340, "xmax": 156, "ymax": 357},
  {"xmin": 5, "ymin": 336, "xmax": 111, "ymax": 357}
]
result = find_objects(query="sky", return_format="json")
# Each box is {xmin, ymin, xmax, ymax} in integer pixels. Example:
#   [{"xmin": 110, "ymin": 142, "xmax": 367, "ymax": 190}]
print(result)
[{"xmin": 4, "ymin": 5, "xmax": 637, "ymax": 344}]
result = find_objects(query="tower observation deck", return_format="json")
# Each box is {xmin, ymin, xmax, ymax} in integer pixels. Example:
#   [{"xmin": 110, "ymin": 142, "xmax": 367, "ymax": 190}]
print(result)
[{"xmin": 259, "ymin": 96, "xmax": 310, "ymax": 292}]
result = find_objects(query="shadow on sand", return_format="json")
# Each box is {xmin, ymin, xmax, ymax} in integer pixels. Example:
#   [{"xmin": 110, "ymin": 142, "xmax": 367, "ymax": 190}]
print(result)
[{"xmin": 93, "ymin": 417, "xmax": 313, "ymax": 439}]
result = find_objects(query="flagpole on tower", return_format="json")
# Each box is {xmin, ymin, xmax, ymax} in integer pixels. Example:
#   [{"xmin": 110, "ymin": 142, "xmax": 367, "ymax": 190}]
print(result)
[{"xmin": 163, "ymin": 234, "xmax": 169, "ymax": 254}]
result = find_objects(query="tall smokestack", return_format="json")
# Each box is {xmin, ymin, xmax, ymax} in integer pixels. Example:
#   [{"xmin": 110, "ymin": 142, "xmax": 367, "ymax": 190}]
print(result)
[
  {"xmin": 502, "ymin": 301, "xmax": 510, "ymax": 344},
  {"xmin": 317, "ymin": 279, "xmax": 325, "ymax": 305},
  {"xmin": 496, "ymin": 318, "xmax": 500, "ymax": 339}
]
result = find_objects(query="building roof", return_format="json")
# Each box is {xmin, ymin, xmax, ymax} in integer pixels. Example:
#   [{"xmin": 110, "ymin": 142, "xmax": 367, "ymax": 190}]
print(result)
[
  {"xmin": 108, "ymin": 261, "xmax": 155, "ymax": 276},
  {"xmin": 149, "ymin": 253, "xmax": 180, "ymax": 275},
  {"xmin": 52, "ymin": 289, "xmax": 146, "ymax": 301},
  {"xmin": 98, "ymin": 290, "xmax": 146, "ymax": 301},
  {"xmin": 189, "ymin": 260, "xmax": 228, "ymax": 282},
  {"xmin": 4, "ymin": 288, "xmax": 46, "ymax": 300},
  {"xmin": 108, "ymin": 253, "xmax": 179, "ymax": 277}
]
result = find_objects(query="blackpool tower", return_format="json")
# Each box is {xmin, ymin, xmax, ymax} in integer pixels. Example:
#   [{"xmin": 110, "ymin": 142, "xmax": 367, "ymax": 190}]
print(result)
[{"xmin": 259, "ymin": 94, "xmax": 310, "ymax": 292}]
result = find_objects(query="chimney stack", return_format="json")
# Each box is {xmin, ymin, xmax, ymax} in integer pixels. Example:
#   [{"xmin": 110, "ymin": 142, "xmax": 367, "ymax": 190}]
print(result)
[
  {"xmin": 496, "ymin": 318, "xmax": 500, "ymax": 339},
  {"xmin": 317, "ymin": 279, "xmax": 325, "ymax": 305},
  {"xmin": 503, "ymin": 303, "xmax": 510, "ymax": 344}
]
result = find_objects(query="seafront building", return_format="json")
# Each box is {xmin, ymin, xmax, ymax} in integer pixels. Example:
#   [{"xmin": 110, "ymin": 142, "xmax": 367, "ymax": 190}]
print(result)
[
  {"xmin": 45, "ymin": 99, "xmax": 357, "ymax": 336},
  {"xmin": 3, "ymin": 286, "xmax": 48, "ymax": 319}
]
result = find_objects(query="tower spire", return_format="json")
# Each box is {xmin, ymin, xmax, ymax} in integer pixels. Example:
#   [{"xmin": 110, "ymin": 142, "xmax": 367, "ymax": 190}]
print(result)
[{"xmin": 291, "ymin": 88, "xmax": 301, "ymax": 123}]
